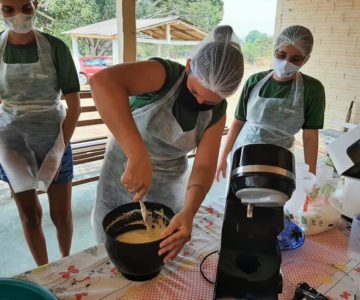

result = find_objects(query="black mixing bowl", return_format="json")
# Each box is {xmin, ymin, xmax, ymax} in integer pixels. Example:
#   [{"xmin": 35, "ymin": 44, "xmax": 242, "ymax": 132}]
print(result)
[{"xmin": 102, "ymin": 202, "xmax": 175, "ymax": 281}]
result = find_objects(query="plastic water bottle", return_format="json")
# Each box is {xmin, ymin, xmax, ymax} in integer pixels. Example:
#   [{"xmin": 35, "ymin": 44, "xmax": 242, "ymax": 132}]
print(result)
[{"xmin": 348, "ymin": 214, "xmax": 360, "ymax": 261}]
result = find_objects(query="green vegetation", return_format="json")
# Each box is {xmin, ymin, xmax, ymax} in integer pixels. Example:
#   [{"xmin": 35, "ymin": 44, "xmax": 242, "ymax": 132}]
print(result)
[
  {"xmin": 242, "ymin": 30, "xmax": 273, "ymax": 68},
  {"xmin": 0, "ymin": 1, "xmax": 273, "ymax": 65},
  {"xmin": 136, "ymin": 0, "xmax": 223, "ymax": 32},
  {"xmin": 34, "ymin": 0, "xmax": 223, "ymax": 58},
  {"xmin": 37, "ymin": 0, "xmax": 115, "ymax": 55}
]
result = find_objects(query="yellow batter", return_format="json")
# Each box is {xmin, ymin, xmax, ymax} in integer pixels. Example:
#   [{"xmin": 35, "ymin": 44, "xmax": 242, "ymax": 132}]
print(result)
[{"xmin": 116, "ymin": 209, "xmax": 168, "ymax": 244}]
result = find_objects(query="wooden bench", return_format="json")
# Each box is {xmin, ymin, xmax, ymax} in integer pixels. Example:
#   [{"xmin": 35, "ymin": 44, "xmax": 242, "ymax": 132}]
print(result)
[
  {"xmin": 68, "ymin": 92, "xmax": 229, "ymax": 186},
  {"xmin": 66, "ymin": 91, "xmax": 108, "ymax": 186}
]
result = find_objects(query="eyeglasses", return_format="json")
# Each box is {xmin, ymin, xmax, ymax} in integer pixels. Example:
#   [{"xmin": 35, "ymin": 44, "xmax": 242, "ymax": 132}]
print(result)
[{"xmin": 274, "ymin": 50, "xmax": 306, "ymax": 66}]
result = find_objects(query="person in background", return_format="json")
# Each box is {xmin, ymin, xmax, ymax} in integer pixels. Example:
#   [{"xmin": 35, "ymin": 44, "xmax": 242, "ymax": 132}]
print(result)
[
  {"xmin": 90, "ymin": 25, "xmax": 244, "ymax": 263},
  {"xmin": 0, "ymin": 0, "xmax": 81, "ymax": 265},
  {"xmin": 216, "ymin": 25, "xmax": 325, "ymax": 183}
]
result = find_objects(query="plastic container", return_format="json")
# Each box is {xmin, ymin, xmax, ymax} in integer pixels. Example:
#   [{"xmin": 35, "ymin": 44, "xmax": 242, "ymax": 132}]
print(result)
[
  {"xmin": 348, "ymin": 213, "xmax": 360, "ymax": 261},
  {"xmin": 0, "ymin": 278, "xmax": 57, "ymax": 300},
  {"xmin": 280, "ymin": 259, "xmax": 359, "ymax": 299},
  {"xmin": 316, "ymin": 164, "xmax": 334, "ymax": 188},
  {"xmin": 342, "ymin": 176, "xmax": 360, "ymax": 219},
  {"xmin": 102, "ymin": 202, "xmax": 175, "ymax": 281},
  {"xmin": 284, "ymin": 163, "xmax": 316, "ymax": 221}
]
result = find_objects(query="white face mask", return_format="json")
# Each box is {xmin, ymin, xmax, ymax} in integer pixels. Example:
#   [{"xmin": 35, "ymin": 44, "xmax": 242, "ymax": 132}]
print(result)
[
  {"xmin": 273, "ymin": 57, "xmax": 302, "ymax": 78},
  {"xmin": 4, "ymin": 14, "xmax": 35, "ymax": 34}
]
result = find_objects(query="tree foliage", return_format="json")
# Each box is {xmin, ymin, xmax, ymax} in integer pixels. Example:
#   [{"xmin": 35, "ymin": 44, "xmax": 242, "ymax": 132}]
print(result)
[
  {"xmin": 136, "ymin": 0, "xmax": 223, "ymax": 32},
  {"xmin": 38, "ymin": 0, "xmax": 116, "ymax": 55},
  {"xmin": 136, "ymin": 0, "xmax": 223, "ymax": 59},
  {"xmin": 34, "ymin": 0, "xmax": 223, "ymax": 57},
  {"xmin": 242, "ymin": 30, "xmax": 273, "ymax": 67}
]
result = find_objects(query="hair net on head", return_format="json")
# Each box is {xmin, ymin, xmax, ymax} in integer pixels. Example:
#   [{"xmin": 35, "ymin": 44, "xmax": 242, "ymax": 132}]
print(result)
[
  {"xmin": 274, "ymin": 25, "xmax": 314, "ymax": 57},
  {"xmin": 190, "ymin": 25, "xmax": 244, "ymax": 98}
]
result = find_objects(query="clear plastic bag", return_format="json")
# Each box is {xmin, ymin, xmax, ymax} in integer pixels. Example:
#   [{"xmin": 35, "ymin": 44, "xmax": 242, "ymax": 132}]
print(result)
[
  {"xmin": 284, "ymin": 163, "xmax": 342, "ymax": 236},
  {"xmin": 296, "ymin": 179, "xmax": 342, "ymax": 235}
]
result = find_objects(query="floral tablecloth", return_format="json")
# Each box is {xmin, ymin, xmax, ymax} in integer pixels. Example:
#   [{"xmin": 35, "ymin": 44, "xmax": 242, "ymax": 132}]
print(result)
[{"xmin": 16, "ymin": 199, "xmax": 360, "ymax": 300}]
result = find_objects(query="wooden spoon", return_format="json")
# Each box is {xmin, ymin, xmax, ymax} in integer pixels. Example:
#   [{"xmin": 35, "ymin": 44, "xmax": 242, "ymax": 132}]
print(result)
[{"xmin": 139, "ymin": 199, "xmax": 151, "ymax": 230}]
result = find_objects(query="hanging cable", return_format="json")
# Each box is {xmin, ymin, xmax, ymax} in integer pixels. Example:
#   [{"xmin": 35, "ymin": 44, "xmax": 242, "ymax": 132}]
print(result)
[{"xmin": 199, "ymin": 250, "xmax": 219, "ymax": 284}]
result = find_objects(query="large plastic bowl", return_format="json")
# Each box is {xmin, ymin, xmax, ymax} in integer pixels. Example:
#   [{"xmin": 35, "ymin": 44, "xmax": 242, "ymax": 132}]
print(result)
[
  {"xmin": 0, "ymin": 278, "xmax": 57, "ymax": 300},
  {"xmin": 102, "ymin": 202, "xmax": 175, "ymax": 281}
]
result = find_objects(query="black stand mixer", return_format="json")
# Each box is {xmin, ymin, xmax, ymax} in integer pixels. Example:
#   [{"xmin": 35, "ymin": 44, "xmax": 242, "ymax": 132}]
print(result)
[{"xmin": 214, "ymin": 144, "xmax": 296, "ymax": 300}]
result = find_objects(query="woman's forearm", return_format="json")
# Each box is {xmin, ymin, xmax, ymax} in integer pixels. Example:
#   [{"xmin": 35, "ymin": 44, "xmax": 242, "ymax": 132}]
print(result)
[
  {"xmin": 183, "ymin": 164, "xmax": 215, "ymax": 217},
  {"xmin": 220, "ymin": 119, "xmax": 245, "ymax": 160},
  {"xmin": 62, "ymin": 92, "xmax": 81, "ymax": 147},
  {"xmin": 303, "ymin": 129, "xmax": 319, "ymax": 174},
  {"xmin": 183, "ymin": 115, "xmax": 226, "ymax": 217},
  {"xmin": 89, "ymin": 69, "xmax": 148, "ymax": 158},
  {"xmin": 89, "ymin": 61, "xmax": 166, "ymax": 159}
]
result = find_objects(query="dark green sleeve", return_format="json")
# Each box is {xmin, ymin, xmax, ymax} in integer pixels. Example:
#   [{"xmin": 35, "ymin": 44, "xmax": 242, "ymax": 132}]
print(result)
[
  {"xmin": 234, "ymin": 75, "xmax": 258, "ymax": 121},
  {"xmin": 49, "ymin": 35, "xmax": 80, "ymax": 95},
  {"xmin": 234, "ymin": 81, "xmax": 251, "ymax": 121},
  {"xmin": 234, "ymin": 71, "xmax": 271, "ymax": 121},
  {"xmin": 130, "ymin": 57, "xmax": 184, "ymax": 110},
  {"xmin": 302, "ymin": 76, "xmax": 326, "ymax": 129},
  {"xmin": 149, "ymin": 57, "xmax": 184, "ymax": 99}
]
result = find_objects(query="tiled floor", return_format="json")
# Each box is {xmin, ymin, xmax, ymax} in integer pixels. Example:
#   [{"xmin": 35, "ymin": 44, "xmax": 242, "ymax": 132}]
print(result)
[{"xmin": 0, "ymin": 146, "xmax": 307, "ymax": 278}]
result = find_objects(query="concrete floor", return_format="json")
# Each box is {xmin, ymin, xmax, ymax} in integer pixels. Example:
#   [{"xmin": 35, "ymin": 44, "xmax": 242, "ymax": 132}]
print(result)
[{"xmin": 0, "ymin": 145, "xmax": 307, "ymax": 278}]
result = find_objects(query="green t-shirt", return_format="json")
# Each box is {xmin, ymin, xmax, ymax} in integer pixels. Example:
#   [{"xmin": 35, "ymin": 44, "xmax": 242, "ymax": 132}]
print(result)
[
  {"xmin": 130, "ymin": 58, "xmax": 227, "ymax": 132},
  {"xmin": 235, "ymin": 70, "xmax": 325, "ymax": 129},
  {"xmin": 1, "ymin": 31, "xmax": 80, "ymax": 95}
]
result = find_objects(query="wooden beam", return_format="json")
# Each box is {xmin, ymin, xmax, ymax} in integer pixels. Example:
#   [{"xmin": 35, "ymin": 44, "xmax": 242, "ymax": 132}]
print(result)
[
  {"xmin": 71, "ymin": 37, "xmax": 80, "ymax": 72},
  {"xmin": 116, "ymin": 0, "xmax": 136, "ymax": 63},
  {"xmin": 137, "ymin": 38, "xmax": 199, "ymax": 46},
  {"xmin": 70, "ymin": 33, "xmax": 116, "ymax": 40}
]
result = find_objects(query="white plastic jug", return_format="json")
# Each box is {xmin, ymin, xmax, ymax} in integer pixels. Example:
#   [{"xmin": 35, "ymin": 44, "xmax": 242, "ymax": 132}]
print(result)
[
  {"xmin": 342, "ymin": 176, "xmax": 360, "ymax": 219},
  {"xmin": 284, "ymin": 163, "xmax": 316, "ymax": 222}
]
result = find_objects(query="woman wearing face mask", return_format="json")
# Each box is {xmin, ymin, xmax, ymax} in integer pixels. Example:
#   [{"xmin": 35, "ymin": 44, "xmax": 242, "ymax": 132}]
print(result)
[
  {"xmin": 216, "ymin": 25, "xmax": 325, "ymax": 181},
  {"xmin": 0, "ymin": 0, "xmax": 81, "ymax": 266},
  {"xmin": 90, "ymin": 25, "xmax": 244, "ymax": 263}
]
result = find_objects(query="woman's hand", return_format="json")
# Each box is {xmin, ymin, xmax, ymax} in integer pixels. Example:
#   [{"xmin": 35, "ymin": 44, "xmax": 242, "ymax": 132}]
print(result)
[
  {"xmin": 215, "ymin": 156, "xmax": 227, "ymax": 182},
  {"xmin": 159, "ymin": 209, "xmax": 193, "ymax": 263},
  {"xmin": 121, "ymin": 154, "xmax": 152, "ymax": 201}
]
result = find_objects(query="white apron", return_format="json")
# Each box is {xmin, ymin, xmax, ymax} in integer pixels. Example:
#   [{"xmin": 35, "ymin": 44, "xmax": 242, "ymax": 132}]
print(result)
[
  {"xmin": 0, "ymin": 29, "xmax": 66, "ymax": 193},
  {"xmin": 224, "ymin": 71, "xmax": 305, "ymax": 197},
  {"xmin": 92, "ymin": 72, "xmax": 213, "ymax": 242},
  {"xmin": 234, "ymin": 71, "xmax": 305, "ymax": 150}
]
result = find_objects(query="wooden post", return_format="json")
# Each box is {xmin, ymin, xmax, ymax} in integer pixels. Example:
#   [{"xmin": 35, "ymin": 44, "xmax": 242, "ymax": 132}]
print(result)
[
  {"xmin": 71, "ymin": 36, "xmax": 80, "ymax": 71},
  {"xmin": 116, "ymin": 0, "xmax": 136, "ymax": 63},
  {"xmin": 112, "ymin": 39, "xmax": 119, "ymax": 64}
]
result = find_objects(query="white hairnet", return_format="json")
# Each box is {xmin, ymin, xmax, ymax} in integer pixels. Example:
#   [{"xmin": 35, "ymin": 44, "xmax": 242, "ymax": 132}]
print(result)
[
  {"xmin": 190, "ymin": 25, "xmax": 244, "ymax": 98},
  {"xmin": 274, "ymin": 25, "xmax": 314, "ymax": 57}
]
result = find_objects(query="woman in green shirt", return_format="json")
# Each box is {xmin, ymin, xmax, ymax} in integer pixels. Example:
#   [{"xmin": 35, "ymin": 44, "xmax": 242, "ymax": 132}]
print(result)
[
  {"xmin": 0, "ymin": 0, "xmax": 80, "ymax": 266},
  {"xmin": 90, "ymin": 25, "xmax": 244, "ymax": 263},
  {"xmin": 216, "ymin": 25, "xmax": 325, "ymax": 181}
]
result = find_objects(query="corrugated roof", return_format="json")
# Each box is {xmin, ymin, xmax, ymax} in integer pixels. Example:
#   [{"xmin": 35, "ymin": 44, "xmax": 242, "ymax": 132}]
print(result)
[{"xmin": 63, "ymin": 16, "xmax": 207, "ymax": 41}]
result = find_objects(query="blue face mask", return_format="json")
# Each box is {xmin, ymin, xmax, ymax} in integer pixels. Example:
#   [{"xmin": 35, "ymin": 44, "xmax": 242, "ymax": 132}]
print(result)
[
  {"xmin": 4, "ymin": 14, "xmax": 35, "ymax": 34},
  {"xmin": 177, "ymin": 75, "xmax": 216, "ymax": 111}
]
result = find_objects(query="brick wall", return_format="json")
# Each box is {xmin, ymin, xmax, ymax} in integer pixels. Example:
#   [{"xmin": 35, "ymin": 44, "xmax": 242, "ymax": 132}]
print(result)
[{"xmin": 275, "ymin": 0, "xmax": 360, "ymax": 130}]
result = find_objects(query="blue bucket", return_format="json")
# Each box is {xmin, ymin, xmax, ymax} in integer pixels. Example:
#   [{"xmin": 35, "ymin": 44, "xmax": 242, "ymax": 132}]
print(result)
[{"xmin": 0, "ymin": 278, "xmax": 57, "ymax": 300}]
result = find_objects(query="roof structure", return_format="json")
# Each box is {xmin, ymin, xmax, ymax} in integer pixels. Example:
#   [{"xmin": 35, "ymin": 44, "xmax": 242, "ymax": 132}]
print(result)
[{"xmin": 63, "ymin": 16, "xmax": 207, "ymax": 43}]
